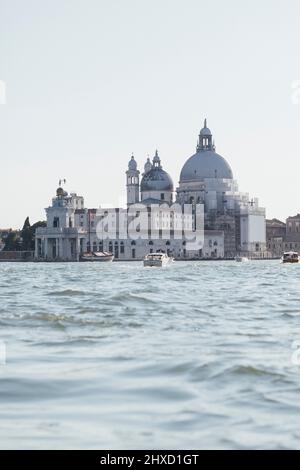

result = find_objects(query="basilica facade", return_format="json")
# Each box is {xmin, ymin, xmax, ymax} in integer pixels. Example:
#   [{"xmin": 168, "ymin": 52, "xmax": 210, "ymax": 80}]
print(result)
[{"xmin": 35, "ymin": 121, "xmax": 267, "ymax": 261}]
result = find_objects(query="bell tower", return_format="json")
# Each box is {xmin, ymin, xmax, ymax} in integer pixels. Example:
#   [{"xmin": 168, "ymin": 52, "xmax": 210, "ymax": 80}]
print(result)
[{"xmin": 126, "ymin": 154, "xmax": 140, "ymax": 206}]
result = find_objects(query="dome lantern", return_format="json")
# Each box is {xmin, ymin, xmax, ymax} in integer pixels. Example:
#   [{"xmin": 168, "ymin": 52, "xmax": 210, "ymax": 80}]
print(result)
[
  {"xmin": 197, "ymin": 119, "xmax": 214, "ymax": 152},
  {"xmin": 152, "ymin": 150, "xmax": 161, "ymax": 168},
  {"xmin": 144, "ymin": 157, "xmax": 152, "ymax": 174}
]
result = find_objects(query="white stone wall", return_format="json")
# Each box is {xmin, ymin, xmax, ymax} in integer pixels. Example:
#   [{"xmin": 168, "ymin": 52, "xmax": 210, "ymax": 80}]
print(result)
[
  {"xmin": 141, "ymin": 190, "xmax": 173, "ymax": 204},
  {"xmin": 240, "ymin": 211, "xmax": 266, "ymax": 253}
]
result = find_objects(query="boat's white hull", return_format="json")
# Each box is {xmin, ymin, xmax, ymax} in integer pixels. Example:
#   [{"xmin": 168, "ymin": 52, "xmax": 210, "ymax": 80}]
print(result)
[
  {"xmin": 144, "ymin": 260, "xmax": 167, "ymax": 267},
  {"xmin": 80, "ymin": 252, "xmax": 114, "ymax": 262},
  {"xmin": 281, "ymin": 259, "xmax": 299, "ymax": 264},
  {"xmin": 281, "ymin": 252, "xmax": 299, "ymax": 264},
  {"xmin": 143, "ymin": 257, "xmax": 174, "ymax": 267}
]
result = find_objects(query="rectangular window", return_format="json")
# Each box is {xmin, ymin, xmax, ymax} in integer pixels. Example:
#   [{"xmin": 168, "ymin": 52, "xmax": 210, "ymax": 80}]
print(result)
[{"xmin": 53, "ymin": 217, "xmax": 60, "ymax": 228}]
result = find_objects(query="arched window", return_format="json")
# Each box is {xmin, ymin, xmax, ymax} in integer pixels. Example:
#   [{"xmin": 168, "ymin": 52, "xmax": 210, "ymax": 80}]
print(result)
[
  {"xmin": 131, "ymin": 241, "xmax": 136, "ymax": 246},
  {"xmin": 149, "ymin": 241, "xmax": 154, "ymax": 246}
]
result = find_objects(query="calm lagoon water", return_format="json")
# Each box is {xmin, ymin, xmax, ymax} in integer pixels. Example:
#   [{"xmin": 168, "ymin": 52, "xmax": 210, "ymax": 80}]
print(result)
[{"xmin": 0, "ymin": 260, "xmax": 300, "ymax": 449}]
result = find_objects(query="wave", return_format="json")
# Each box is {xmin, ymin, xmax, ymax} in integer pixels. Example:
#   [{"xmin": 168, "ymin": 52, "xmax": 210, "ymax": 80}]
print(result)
[{"xmin": 46, "ymin": 289, "xmax": 87, "ymax": 297}]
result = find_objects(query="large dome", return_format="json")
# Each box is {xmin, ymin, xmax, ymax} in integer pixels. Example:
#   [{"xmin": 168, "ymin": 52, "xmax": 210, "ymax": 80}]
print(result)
[
  {"xmin": 180, "ymin": 120, "xmax": 233, "ymax": 183},
  {"xmin": 180, "ymin": 150, "xmax": 233, "ymax": 183}
]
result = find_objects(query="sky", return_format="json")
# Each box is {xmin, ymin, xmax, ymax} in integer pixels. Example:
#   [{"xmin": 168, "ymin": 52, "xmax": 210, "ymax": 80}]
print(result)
[{"xmin": 1, "ymin": 0, "xmax": 300, "ymax": 228}]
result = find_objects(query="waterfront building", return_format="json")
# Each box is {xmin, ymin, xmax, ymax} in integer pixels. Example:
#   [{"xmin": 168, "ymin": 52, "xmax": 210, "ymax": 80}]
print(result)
[
  {"xmin": 283, "ymin": 214, "xmax": 300, "ymax": 253},
  {"xmin": 35, "ymin": 121, "xmax": 266, "ymax": 261},
  {"xmin": 266, "ymin": 215, "xmax": 300, "ymax": 257},
  {"xmin": 266, "ymin": 218, "xmax": 286, "ymax": 257}
]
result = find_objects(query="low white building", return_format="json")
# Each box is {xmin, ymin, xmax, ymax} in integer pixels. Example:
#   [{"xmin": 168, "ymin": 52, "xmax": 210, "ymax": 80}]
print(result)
[{"xmin": 35, "ymin": 189, "xmax": 224, "ymax": 261}]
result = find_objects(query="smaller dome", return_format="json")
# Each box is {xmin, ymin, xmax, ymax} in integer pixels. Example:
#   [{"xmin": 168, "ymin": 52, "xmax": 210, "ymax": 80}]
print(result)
[
  {"xmin": 141, "ymin": 167, "xmax": 174, "ymax": 192},
  {"xmin": 128, "ymin": 155, "xmax": 137, "ymax": 171},
  {"xmin": 200, "ymin": 127, "xmax": 212, "ymax": 136},
  {"xmin": 56, "ymin": 187, "xmax": 64, "ymax": 197},
  {"xmin": 141, "ymin": 151, "xmax": 173, "ymax": 192}
]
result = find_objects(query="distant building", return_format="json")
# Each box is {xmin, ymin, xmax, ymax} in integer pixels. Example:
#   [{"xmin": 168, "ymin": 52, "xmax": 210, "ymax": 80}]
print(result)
[
  {"xmin": 266, "ymin": 219, "xmax": 286, "ymax": 257},
  {"xmin": 285, "ymin": 214, "xmax": 300, "ymax": 252},
  {"xmin": 35, "ymin": 120, "xmax": 267, "ymax": 261},
  {"xmin": 266, "ymin": 215, "xmax": 300, "ymax": 257}
]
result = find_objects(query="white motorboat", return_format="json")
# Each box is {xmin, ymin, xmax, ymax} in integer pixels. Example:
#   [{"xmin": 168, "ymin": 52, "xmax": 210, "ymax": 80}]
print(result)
[
  {"xmin": 281, "ymin": 251, "xmax": 299, "ymax": 264},
  {"xmin": 235, "ymin": 256, "xmax": 249, "ymax": 263},
  {"xmin": 143, "ymin": 252, "xmax": 174, "ymax": 267},
  {"xmin": 80, "ymin": 251, "xmax": 114, "ymax": 262}
]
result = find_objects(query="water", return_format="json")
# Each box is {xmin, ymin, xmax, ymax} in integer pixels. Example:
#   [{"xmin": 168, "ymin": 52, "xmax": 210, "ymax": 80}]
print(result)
[{"xmin": 0, "ymin": 260, "xmax": 300, "ymax": 450}]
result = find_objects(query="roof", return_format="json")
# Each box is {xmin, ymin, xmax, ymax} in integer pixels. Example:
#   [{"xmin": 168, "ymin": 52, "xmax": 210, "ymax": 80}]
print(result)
[
  {"xmin": 141, "ymin": 167, "xmax": 174, "ymax": 192},
  {"xmin": 180, "ymin": 149, "xmax": 233, "ymax": 182},
  {"xmin": 266, "ymin": 218, "xmax": 286, "ymax": 226}
]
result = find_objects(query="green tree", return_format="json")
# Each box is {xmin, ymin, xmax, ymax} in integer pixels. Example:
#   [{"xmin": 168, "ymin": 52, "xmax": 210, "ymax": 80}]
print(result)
[
  {"xmin": 3, "ymin": 230, "xmax": 20, "ymax": 251},
  {"xmin": 21, "ymin": 217, "xmax": 32, "ymax": 251},
  {"xmin": 3, "ymin": 219, "xmax": 47, "ymax": 252}
]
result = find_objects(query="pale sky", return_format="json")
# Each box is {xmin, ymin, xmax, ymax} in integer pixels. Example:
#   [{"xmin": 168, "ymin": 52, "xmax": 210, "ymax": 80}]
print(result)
[{"xmin": 1, "ymin": 0, "xmax": 300, "ymax": 228}]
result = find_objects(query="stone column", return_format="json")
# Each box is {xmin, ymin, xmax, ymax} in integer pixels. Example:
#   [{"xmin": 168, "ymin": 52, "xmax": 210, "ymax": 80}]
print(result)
[
  {"xmin": 44, "ymin": 238, "xmax": 48, "ymax": 260},
  {"xmin": 77, "ymin": 237, "xmax": 81, "ymax": 261},
  {"xmin": 35, "ymin": 237, "xmax": 38, "ymax": 259},
  {"xmin": 59, "ymin": 238, "xmax": 64, "ymax": 261}
]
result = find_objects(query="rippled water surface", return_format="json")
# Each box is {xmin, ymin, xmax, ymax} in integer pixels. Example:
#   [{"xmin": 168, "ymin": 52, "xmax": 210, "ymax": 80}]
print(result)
[{"xmin": 1, "ymin": 261, "xmax": 300, "ymax": 449}]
